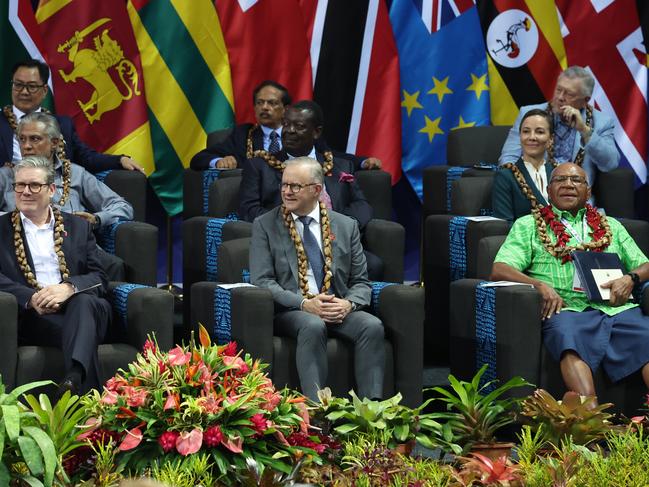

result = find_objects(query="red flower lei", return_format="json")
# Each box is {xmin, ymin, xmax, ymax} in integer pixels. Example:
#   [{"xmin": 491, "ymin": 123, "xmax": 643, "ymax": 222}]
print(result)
[{"xmin": 536, "ymin": 204, "xmax": 611, "ymax": 264}]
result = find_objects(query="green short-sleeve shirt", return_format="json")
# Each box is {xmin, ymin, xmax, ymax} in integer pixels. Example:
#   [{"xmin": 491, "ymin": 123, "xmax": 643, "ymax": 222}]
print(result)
[{"xmin": 494, "ymin": 206, "xmax": 648, "ymax": 316}]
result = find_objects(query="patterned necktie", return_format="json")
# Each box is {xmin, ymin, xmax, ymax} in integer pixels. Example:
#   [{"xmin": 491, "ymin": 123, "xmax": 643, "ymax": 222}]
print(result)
[
  {"xmin": 298, "ymin": 216, "xmax": 325, "ymax": 292},
  {"xmin": 268, "ymin": 130, "xmax": 281, "ymax": 153}
]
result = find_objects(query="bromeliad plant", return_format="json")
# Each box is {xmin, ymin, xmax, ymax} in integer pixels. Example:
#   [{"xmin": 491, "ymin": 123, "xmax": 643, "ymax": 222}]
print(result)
[
  {"xmin": 428, "ymin": 364, "xmax": 530, "ymax": 450},
  {"xmin": 81, "ymin": 326, "xmax": 328, "ymax": 483}
]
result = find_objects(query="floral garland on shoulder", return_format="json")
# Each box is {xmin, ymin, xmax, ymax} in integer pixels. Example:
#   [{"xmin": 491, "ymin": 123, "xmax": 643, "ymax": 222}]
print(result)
[
  {"xmin": 12, "ymin": 207, "xmax": 69, "ymax": 288},
  {"xmin": 252, "ymin": 147, "xmax": 335, "ymax": 176},
  {"xmin": 545, "ymin": 103, "xmax": 593, "ymax": 167},
  {"xmin": 3, "ymin": 105, "xmax": 71, "ymax": 206},
  {"xmin": 532, "ymin": 203, "xmax": 611, "ymax": 263},
  {"xmin": 501, "ymin": 160, "xmax": 557, "ymax": 210},
  {"xmin": 282, "ymin": 201, "xmax": 333, "ymax": 297}
]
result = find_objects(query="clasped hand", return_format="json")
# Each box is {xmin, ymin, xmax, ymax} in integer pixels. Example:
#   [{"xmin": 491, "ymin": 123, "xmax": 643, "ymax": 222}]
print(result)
[
  {"xmin": 302, "ymin": 293, "xmax": 353, "ymax": 324},
  {"xmin": 30, "ymin": 283, "xmax": 74, "ymax": 315}
]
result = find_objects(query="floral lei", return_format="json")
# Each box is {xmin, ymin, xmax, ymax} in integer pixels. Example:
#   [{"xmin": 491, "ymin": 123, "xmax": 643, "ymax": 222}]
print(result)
[
  {"xmin": 545, "ymin": 103, "xmax": 593, "ymax": 167},
  {"xmin": 282, "ymin": 201, "xmax": 333, "ymax": 297},
  {"xmin": 532, "ymin": 203, "xmax": 611, "ymax": 263},
  {"xmin": 3, "ymin": 105, "xmax": 71, "ymax": 206},
  {"xmin": 246, "ymin": 125, "xmax": 335, "ymax": 175},
  {"xmin": 12, "ymin": 208, "xmax": 69, "ymax": 289}
]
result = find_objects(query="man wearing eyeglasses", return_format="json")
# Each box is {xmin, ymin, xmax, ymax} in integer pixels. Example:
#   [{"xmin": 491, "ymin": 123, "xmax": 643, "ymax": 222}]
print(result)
[
  {"xmin": 490, "ymin": 163, "xmax": 649, "ymax": 402},
  {"xmin": 0, "ymin": 155, "xmax": 110, "ymax": 395},
  {"xmin": 499, "ymin": 66, "xmax": 619, "ymax": 186},
  {"xmin": 1, "ymin": 59, "xmax": 143, "ymax": 173},
  {"xmin": 189, "ymin": 80, "xmax": 381, "ymax": 171},
  {"xmin": 250, "ymin": 157, "xmax": 384, "ymax": 400}
]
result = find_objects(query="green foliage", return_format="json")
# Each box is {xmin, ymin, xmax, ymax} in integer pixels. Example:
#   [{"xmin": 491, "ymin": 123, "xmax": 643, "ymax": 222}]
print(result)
[
  {"xmin": 427, "ymin": 364, "xmax": 530, "ymax": 448},
  {"xmin": 520, "ymin": 389, "xmax": 616, "ymax": 446},
  {"xmin": 150, "ymin": 453, "xmax": 216, "ymax": 487},
  {"xmin": 0, "ymin": 379, "xmax": 60, "ymax": 486}
]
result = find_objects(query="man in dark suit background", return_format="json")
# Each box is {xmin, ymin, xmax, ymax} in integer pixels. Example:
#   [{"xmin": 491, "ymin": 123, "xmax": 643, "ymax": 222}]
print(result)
[
  {"xmin": 1, "ymin": 59, "xmax": 143, "ymax": 173},
  {"xmin": 239, "ymin": 100, "xmax": 383, "ymax": 279},
  {"xmin": 189, "ymin": 80, "xmax": 382, "ymax": 171},
  {"xmin": 250, "ymin": 157, "xmax": 384, "ymax": 400},
  {"xmin": 0, "ymin": 155, "xmax": 110, "ymax": 394}
]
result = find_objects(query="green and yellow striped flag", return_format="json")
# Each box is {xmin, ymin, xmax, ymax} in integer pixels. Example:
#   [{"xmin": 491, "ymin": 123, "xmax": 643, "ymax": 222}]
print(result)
[{"xmin": 127, "ymin": 0, "xmax": 234, "ymax": 215}]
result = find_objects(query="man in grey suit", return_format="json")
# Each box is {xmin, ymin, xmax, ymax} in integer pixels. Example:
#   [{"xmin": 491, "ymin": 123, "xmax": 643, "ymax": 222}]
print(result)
[{"xmin": 250, "ymin": 157, "xmax": 384, "ymax": 400}]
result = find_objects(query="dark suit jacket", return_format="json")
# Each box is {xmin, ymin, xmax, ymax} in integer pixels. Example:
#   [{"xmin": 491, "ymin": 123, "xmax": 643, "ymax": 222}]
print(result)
[
  {"xmin": 0, "ymin": 211, "xmax": 107, "ymax": 309},
  {"xmin": 239, "ymin": 150, "xmax": 373, "ymax": 230},
  {"xmin": 492, "ymin": 158, "xmax": 554, "ymax": 222},
  {"xmin": 1, "ymin": 110, "xmax": 121, "ymax": 173},
  {"xmin": 190, "ymin": 122, "xmax": 367, "ymax": 170},
  {"xmin": 250, "ymin": 206, "xmax": 371, "ymax": 310}
]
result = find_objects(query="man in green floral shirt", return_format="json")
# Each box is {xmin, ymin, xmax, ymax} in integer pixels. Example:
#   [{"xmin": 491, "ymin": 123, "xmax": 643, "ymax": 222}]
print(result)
[{"xmin": 491, "ymin": 163, "xmax": 649, "ymax": 400}]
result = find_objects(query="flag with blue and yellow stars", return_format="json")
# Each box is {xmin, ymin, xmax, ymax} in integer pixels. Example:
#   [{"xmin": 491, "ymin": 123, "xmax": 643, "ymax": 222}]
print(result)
[{"xmin": 390, "ymin": 0, "xmax": 490, "ymax": 199}]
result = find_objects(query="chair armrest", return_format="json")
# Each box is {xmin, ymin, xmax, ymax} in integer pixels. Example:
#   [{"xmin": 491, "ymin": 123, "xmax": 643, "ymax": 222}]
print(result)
[
  {"xmin": 375, "ymin": 284, "xmax": 423, "ymax": 408},
  {"xmin": 109, "ymin": 284, "xmax": 174, "ymax": 352},
  {"xmin": 363, "ymin": 219, "xmax": 404, "ymax": 283},
  {"xmin": 0, "ymin": 291, "xmax": 18, "ymax": 390},
  {"xmin": 191, "ymin": 282, "xmax": 274, "ymax": 366},
  {"xmin": 115, "ymin": 222, "xmax": 158, "ymax": 287},
  {"xmin": 450, "ymin": 279, "xmax": 541, "ymax": 396}
]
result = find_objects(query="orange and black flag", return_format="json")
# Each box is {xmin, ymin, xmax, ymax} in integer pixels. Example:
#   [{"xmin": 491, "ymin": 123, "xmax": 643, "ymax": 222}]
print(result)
[
  {"xmin": 32, "ymin": 0, "xmax": 154, "ymax": 175},
  {"xmin": 477, "ymin": 0, "xmax": 567, "ymax": 124}
]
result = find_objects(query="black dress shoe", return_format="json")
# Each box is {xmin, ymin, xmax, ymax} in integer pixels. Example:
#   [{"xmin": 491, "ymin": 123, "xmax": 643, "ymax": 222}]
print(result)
[{"xmin": 56, "ymin": 379, "xmax": 79, "ymax": 400}]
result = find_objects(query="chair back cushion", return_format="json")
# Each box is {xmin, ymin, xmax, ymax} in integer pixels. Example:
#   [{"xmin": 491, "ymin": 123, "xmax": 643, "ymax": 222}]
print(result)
[
  {"xmin": 104, "ymin": 171, "xmax": 147, "ymax": 222},
  {"xmin": 218, "ymin": 237, "xmax": 251, "ymax": 283},
  {"xmin": 208, "ymin": 175, "xmax": 242, "ymax": 218},
  {"xmin": 355, "ymin": 170, "xmax": 392, "ymax": 220},
  {"xmin": 446, "ymin": 126, "xmax": 511, "ymax": 166},
  {"xmin": 618, "ymin": 218, "xmax": 649, "ymax": 257},
  {"xmin": 594, "ymin": 168, "xmax": 635, "ymax": 218},
  {"xmin": 206, "ymin": 128, "xmax": 234, "ymax": 148},
  {"xmin": 450, "ymin": 177, "xmax": 494, "ymax": 216},
  {"xmin": 477, "ymin": 235, "xmax": 507, "ymax": 279}
]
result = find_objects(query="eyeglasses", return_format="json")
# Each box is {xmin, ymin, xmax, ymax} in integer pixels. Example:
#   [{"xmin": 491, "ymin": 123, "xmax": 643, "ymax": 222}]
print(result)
[
  {"xmin": 11, "ymin": 81, "xmax": 46, "ymax": 94},
  {"xmin": 280, "ymin": 182, "xmax": 317, "ymax": 194},
  {"xmin": 550, "ymin": 175, "xmax": 588, "ymax": 185},
  {"xmin": 12, "ymin": 182, "xmax": 49, "ymax": 193}
]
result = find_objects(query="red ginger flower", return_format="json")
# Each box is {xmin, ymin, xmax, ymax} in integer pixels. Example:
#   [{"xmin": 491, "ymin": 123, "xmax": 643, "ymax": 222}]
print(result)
[
  {"xmin": 158, "ymin": 431, "xmax": 180, "ymax": 453},
  {"xmin": 250, "ymin": 413, "xmax": 270, "ymax": 434},
  {"xmin": 203, "ymin": 425, "xmax": 224, "ymax": 447},
  {"xmin": 221, "ymin": 341, "xmax": 238, "ymax": 357}
]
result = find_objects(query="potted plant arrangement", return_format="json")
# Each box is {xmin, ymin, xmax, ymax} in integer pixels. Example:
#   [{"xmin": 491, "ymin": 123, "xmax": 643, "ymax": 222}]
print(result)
[
  {"xmin": 79, "ymin": 326, "xmax": 337, "ymax": 485},
  {"xmin": 519, "ymin": 389, "xmax": 617, "ymax": 448},
  {"xmin": 427, "ymin": 364, "xmax": 530, "ymax": 458}
]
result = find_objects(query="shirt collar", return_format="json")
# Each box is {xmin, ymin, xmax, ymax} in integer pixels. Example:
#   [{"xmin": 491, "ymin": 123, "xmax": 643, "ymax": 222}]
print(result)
[
  {"xmin": 551, "ymin": 204, "xmax": 586, "ymax": 222},
  {"xmin": 286, "ymin": 146, "xmax": 317, "ymax": 160},
  {"xmin": 261, "ymin": 124, "xmax": 282, "ymax": 137},
  {"xmin": 291, "ymin": 202, "xmax": 321, "ymax": 225},
  {"xmin": 13, "ymin": 105, "xmax": 41, "ymax": 120},
  {"xmin": 20, "ymin": 206, "xmax": 55, "ymax": 231}
]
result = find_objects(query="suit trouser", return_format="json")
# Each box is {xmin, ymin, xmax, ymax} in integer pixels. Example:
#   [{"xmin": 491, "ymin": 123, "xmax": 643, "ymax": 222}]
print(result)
[
  {"xmin": 274, "ymin": 309, "xmax": 385, "ymax": 400},
  {"xmin": 19, "ymin": 293, "xmax": 111, "ymax": 392}
]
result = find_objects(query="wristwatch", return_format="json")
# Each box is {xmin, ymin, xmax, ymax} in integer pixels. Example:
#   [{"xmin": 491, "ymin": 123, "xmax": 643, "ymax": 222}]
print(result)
[
  {"xmin": 350, "ymin": 301, "xmax": 359, "ymax": 312},
  {"xmin": 626, "ymin": 272, "xmax": 640, "ymax": 286}
]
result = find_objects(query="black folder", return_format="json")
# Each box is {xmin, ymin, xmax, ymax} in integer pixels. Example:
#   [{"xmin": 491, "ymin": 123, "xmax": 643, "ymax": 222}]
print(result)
[{"xmin": 572, "ymin": 251, "xmax": 626, "ymax": 302}]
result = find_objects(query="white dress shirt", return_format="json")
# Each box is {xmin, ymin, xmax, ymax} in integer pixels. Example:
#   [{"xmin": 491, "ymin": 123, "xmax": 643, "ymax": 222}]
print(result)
[
  {"xmin": 11, "ymin": 106, "xmax": 31, "ymax": 162},
  {"xmin": 292, "ymin": 203, "xmax": 323, "ymax": 296},
  {"xmin": 523, "ymin": 159, "xmax": 549, "ymax": 202},
  {"xmin": 20, "ymin": 208, "xmax": 61, "ymax": 287}
]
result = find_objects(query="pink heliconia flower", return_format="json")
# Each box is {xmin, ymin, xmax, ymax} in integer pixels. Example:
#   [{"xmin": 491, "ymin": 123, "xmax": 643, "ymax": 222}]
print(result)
[
  {"xmin": 168, "ymin": 346, "xmax": 191, "ymax": 366},
  {"xmin": 176, "ymin": 428, "xmax": 203, "ymax": 456},
  {"xmin": 118, "ymin": 427, "xmax": 143, "ymax": 451},
  {"xmin": 126, "ymin": 389, "xmax": 148, "ymax": 408}
]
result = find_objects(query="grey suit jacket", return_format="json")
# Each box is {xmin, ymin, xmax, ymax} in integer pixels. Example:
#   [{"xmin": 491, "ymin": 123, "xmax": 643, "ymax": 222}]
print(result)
[{"xmin": 250, "ymin": 206, "xmax": 371, "ymax": 310}]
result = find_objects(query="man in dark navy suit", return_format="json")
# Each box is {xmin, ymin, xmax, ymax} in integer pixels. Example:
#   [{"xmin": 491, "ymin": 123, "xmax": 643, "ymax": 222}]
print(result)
[
  {"xmin": 1, "ymin": 59, "xmax": 143, "ymax": 173},
  {"xmin": 0, "ymin": 155, "xmax": 109, "ymax": 394}
]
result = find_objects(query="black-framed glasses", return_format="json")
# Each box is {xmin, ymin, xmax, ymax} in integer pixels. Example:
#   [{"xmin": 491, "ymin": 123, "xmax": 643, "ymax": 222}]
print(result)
[
  {"xmin": 550, "ymin": 175, "xmax": 587, "ymax": 185},
  {"xmin": 12, "ymin": 182, "xmax": 49, "ymax": 193},
  {"xmin": 280, "ymin": 182, "xmax": 317, "ymax": 194},
  {"xmin": 11, "ymin": 81, "xmax": 46, "ymax": 93}
]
